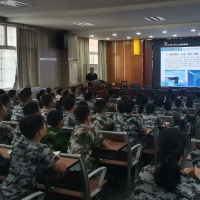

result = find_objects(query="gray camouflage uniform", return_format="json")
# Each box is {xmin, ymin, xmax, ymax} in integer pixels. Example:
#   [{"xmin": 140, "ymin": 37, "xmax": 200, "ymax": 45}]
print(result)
[
  {"xmin": 194, "ymin": 98, "xmax": 200, "ymax": 103},
  {"xmin": 41, "ymin": 108, "xmax": 51, "ymax": 122},
  {"xmin": 67, "ymin": 123, "xmax": 105, "ymax": 172},
  {"xmin": 92, "ymin": 113, "xmax": 115, "ymax": 131},
  {"xmin": 86, "ymin": 100, "xmax": 95, "ymax": 113},
  {"xmin": 0, "ymin": 122, "xmax": 15, "ymax": 145},
  {"xmin": 142, "ymin": 114, "xmax": 163, "ymax": 127},
  {"xmin": 155, "ymin": 107, "xmax": 180, "ymax": 120},
  {"xmin": 11, "ymin": 103, "xmax": 25, "ymax": 122},
  {"xmin": 191, "ymin": 150, "xmax": 200, "ymax": 168},
  {"xmin": 63, "ymin": 111, "xmax": 78, "ymax": 128},
  {"xmin": 134, "ymin": 165, "xmax": 200, "ymax": 200},
  {"xmin": 56, "ymin": 95, "xmax": 62, "ymax": 101},
  {"xmin": 11, "ymin": 126, "xmax": 22, "ymax": 146}
]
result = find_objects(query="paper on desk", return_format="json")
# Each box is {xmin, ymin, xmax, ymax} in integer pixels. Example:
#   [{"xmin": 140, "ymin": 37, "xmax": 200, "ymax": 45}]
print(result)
[
  {"xmin": 53, "ymin": 151, "xmax": 60, "ymax": 156},
  {"xmin": 8, "ymin": 150, "xmax": 12, "ymax": 154},
  {"xmin": 165, "ymin": 122, "xmax": 170, "ymax": 125}
]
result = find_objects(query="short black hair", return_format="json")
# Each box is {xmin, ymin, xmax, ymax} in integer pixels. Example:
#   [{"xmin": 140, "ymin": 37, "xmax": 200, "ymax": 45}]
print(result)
[
  {"xmin": 41, "ymin": 94, "xmax": 53, "ymax": 107},
  {"xmin": 119, "ymin": 91, "xmax": 125, "ymax": 97},
  {"xmin": 0, "ymin": 89, "xmax": 5, "ymax": 95},
  {"xmin": 74, "ymin": 106, "xmax": 90, "ymax": 123},
  {"xmin": 78, "ymin": 101, "xmax": 88, "ymax": 107},
  {"xmin": 153, "ymin": 94, "xmax": 159, "ymax": 101},
  {"xmin": 46, "ymin": 87, "xmax": 51, "ymax": 94},
  {"xmin": 175, "ymin": 98, "xmax": 181, "ymax": 107},
  {"xmin": 117, "ymin": 101, "xmax": 124, "ymax": 113},
  {"xmin": 0, "ymin": 94, "xmax": 10, "ymax": 106},
  {"xmin": 102, "ymin": 94, "xmax": 110, "ymax": 103},
  {"xmin": 23, "ymin": 102, "xmax": 40, "ymax": 116},
  {"xmin": 151, "ymin": 91, "xmax": 157, "ymax": 98},
  {"xmin": 196, "ymin": 92, "xmax": 200, "ymax": 98},
  {"xmin": 23, "ymin": 87, "xmax": 31, "ymax": 91},
  {"xmin": 36, "ymin": 89, "xmax": 45, "ymax": 101},
  {"xmin": 63, "ymin": 98, "xmax": 75, "ymax": 111},
  {"xmin": 164, "ymin": 101, "xmax": 172, "ymax": 111},
  {"xmin": 95, "ymin": 99, "xmax": 106, "ymax": 113},
  {"xmin": 63, "ymin": 91, "xmax": 69, "ymax": 97},
  {"xmin": 47, "ymin": 110, "xmax": 63, "ymax": 127},
  {"xmin": 81, "ymin": 87, "xmax": 87, "ymax": 94},
  {"xmin": 84, "ymin": 91, "xmax": 94, "ymax": 101},
  {"xmin": 146, "ymin": 104, "xmax": 155, "ymax": 114},
  {"xmin": 67, "ymin": 93, "xmax": 76, "ymax": 100},
  {"xmin": 50, "ymin": 93, "xmax": 55, "ymax": 98},
  {"xmin": 121, "ymin": 95, "xmax": 130, "ymax": 101},
  {"xmin": 93, "ymin": 90, "xmax": 98, "ymax": 98},
  {"xmin": 124, "ymin": 92, "xmax": 130, "ymax": 97},
  {"xmin": 108, "ymin": 89, "xmax": 115, "ymax": 97},
  {"xmin": 123, "ymin": 99, "xmax": 135, "ymax": 113},
  {"xmin": 56, "ymin": 88, "xmax": 63, "ymax": 95},
  {"xmin": 170, "ymin": 93, "xmax": 177, "ymax": 101},
  {"xmin": 20, "ymin": 90, "xmax": 32, "ymax": 102},
  {"xmin": 8, "ymin": 90, "xmax": 17, "ymax": 98},
  {"xmin": 19, "ymin": 115, "xmax": 44, "ymax": 140},
  {"xmin": 154, "ymin": 98, "xmax": 164, "ymax": 107},
  {"xmin": 71, "ymin": 86, "xmax": 77, "ymax": 94}
]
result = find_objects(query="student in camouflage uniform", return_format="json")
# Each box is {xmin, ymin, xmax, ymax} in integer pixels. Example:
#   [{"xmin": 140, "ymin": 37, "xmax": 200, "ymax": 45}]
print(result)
[
  {"xmin": 92, "ymin": 99, "xmax": 114, "ymax": 131},
  {"xmin": 134, "ymin": 128, "xmax": 200, "ymax": 200},
  {"xmin": 11, "ymin": 90, "xmax": 32, "ymax": 122},
  {"xmin": 115, "ymin": 99, "xmax": 145, "ymax": 146},
  {"xmin": 0, "ymin": 102, "xmax": 14, "ymax": 144},
  {"xmin": 170, "ymin": 93, "xmax": 177, "ymax": 107},
  {"xmin": 174, "ymin": 98, "xmax": 188, "ymax": 115},
  {"xmin": 70, "ymin": 86, "xmax": 79, "ymax": 97},
  {"xmin": 41, "ymin": 94, "xmax": 54, "ymax": 122},
  {"xmin": 8, "ymin": 89, "xmax": 20, "ymax": 109},
  {"xmin": 63, "ymin": 97, "xmax": 78, "ymax": 127},
  {"xmin": 79, "ymin": 87, "xmax": 88, "ymax": 98},
  {"xmin": 92, "ymin": 90, "xmax": 98, "ymax": 103},
  {"xmin": 117, "ymin": 91, "xmax": 125, "ymax": 101},
  {"xmin": 106, "ymin": 101, "xmax": 124, "ymax": 121},
  {"xmin": 142, "ymin": 104, "xmax": 163, "ymax": 127},
  {"xmin": 178, "ymin": 89, "xmax": 187, "ymax": 100},
  {"xmin": 194, "ymin": 92, "xmax": 200, "ymax": 103},
  {"xmin": 42, "ymin": 110, "xmax": 71, "ymax": 153},
  {"xmin": 84, "ymin": 91, "xmax": 95, "ymax": 113},
  {"xmin": 1, "ymin": 115, "xmax": 68, "ymax": 200},
  {"xmin": 137, "ymin": 95, "xmax": 148, "ymax": 115},
  {"xmin": 103, "ymin": 94, "xmax": 117, "ymax": 112},
  {"xmin": 163, "ymin": 100, "xmax": 180, "ymax": 120},
  {"xmin": 68, "ymin": 106, "xmax": 106, "ymax": 172},
  {"xmin": 108, "ymin": 89, "xmax": 118, "ymax": 104},
  {"xmin": 154, "ymin": 98, "xmax": 165, "ymax": 116},
  {"xmin": 0, "ymin": 94, "xmax": 12, "ymax": 121},
  {"xmin": 56, "ymin": 87, "xmax": 63, "ymax": 101}
]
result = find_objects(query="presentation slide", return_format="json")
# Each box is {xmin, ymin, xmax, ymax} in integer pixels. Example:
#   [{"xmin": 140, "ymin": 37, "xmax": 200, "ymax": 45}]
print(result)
[{"xmin": 160, "ymin": 47, "xmax": 200, "ymax": 87}]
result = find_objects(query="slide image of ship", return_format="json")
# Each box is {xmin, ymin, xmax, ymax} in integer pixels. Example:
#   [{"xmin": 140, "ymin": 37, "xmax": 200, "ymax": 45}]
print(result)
[
  {"xmin": 188, "ymin": 70, "xmax": 200, "ymax": 86},
  {"xmin": 164, "ymin": 70, "xmax": 186, "ymax": 87}
]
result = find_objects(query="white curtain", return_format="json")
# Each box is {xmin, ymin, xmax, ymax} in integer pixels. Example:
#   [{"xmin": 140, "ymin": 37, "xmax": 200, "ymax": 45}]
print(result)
[
  {"xmin": 68, "ymin": 34, "xmax": 78, "ymax": 60},
  {"xmin": 98, "ymin": 40, "xmax": 107, "ymax": 81},
  {"xmin": 77, "ymin": 37, "xmax": 89, "ymax": 85}
]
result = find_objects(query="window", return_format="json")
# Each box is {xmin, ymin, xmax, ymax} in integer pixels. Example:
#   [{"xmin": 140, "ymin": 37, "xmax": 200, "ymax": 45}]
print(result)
[
  {"xmin": 89, "ymin": 39, "xmax": 98, "ymax": 64},
  {"xmin": 0, "ymin": 25, "xmax": 17, "ymax": 88}
]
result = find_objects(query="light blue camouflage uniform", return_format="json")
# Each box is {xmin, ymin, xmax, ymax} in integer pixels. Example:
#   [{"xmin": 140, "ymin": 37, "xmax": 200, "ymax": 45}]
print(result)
[{"xmin": 11, "ymin": 103, "xmax": 25, "ymax": 122}]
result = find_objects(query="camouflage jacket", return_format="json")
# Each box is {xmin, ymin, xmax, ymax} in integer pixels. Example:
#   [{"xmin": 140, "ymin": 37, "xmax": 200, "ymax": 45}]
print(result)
[
  {"xmin": 191, "ymin": 150, "xmax": 200, "ymax": 168},
  {"xmin": 11, "ymin": 103, "xmax": 25, "ymax": 122},
  {"xmin": 1, "ymin": 136, "xmax": 59, "ymax": 200},
  {"xmin": 107, "ymin": 103, "xmax": 117, "ymax": 112},
  {"xmin": 4, "ymin": 108, "xmax": 12, "ymax": 121},
  {"xmin": 67, "ymin": 123, "xmax": 105, "ymax": 172},
  {"xmin": 56, "ymin": 95, "xmax": 62, "ymax": 101},
  {"xmin": 63, "ymin": 111, "xmax": 78, "ymax": 128},
  {"xmin": 155, "ymin": 107, "xmax": 166, "ymax": 116},
  {"xmin": 42, "ymin": 127, "xmax": 72, "ymax": 153},
  {"xmin": 173, "ymin": 107, "xmax": 187, "ymax": 115},
  {"xmin": 142, "ymin": 114, "xmax": 163, "ymax": 127},
  {"xmin": 11, "ymin": 126, "xmax": 22, "ymax": 146},
  {"xmin": 0, "ymin": 122, "xmax": 15, "ymax": 145},
  {"xmin": 92, "ymin": 113, "xmax": 115, "ymax": 131},
  {"xmin": 155, "ymin": 107, "xmax": 180, "ymax": 119},
  {"xmin": 110, "ymin": 98, "xmax": 118, "ymax": 104},
  {"xmin": 134, "ymin": 165, "xmax": 200, "ymax": 200},
  {"xmin": 105, "ymin": 112, "xmax": 124, "ymax": 121},
  {"xmin": 194, "ymin": 98, "xmax": 200, "ymax": 103},
  {"xmin": 41, "ymin": 108, "xmax": 51, "ymax": 122},
  {"xmin": 10, "ymin": 100, "xmax": 20, "ymax": 110},
  {"xmin": 86, "ymin": 100, "xmax": 95, "ymax": 113},
  {"xmin": 115, "ymin": 114, "xmax": 145, "ymax": 146}
]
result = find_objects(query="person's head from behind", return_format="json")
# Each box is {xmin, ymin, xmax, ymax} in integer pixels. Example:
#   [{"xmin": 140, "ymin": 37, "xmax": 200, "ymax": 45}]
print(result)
[
  {"xmin": 119, "ymin": 91, "xmax": 124, "ymax": 98},
  {"xmin": 84, "ymin": 91, "xmax": 94, "ymax": 101},
  {"xmin": 41, "ymin": 94, "xmax": 53, "ymax": 108},
  {"xmin": 19, "ymin": 115, "xmax": 46, "ymax": 141},
  {"xmin": 93, "ymin": 90, "xmax": 98, "ymax": 99},
  {"xmin": 56, "ymin": 88, "xmax": 63, "ymax": 95},
  {"xmin": 151, "ymin": 91, "xmax": 156, "ymax": 99},
  {"xmin": 63, "ymin": 91, "xmax": 69, "ymax": 97},
  {"xmin": 196, "ymin": 92, "xmax": 200, "ymax": 99},
  {"xmin": 102, "ymin": 94, "xmax": 111, "ymax": 105},
  {"xmin": 121, "ymin": 95, "xmax": 130, "ymax": 102},
  {"xmin": 8, "ymin": 90, "xmax": 18, "ymax": 100},
  {"xmin": 36, "ymin": 89, "xmax": 45, "ymax": 101},
  {"xmin": 175, "ymin": 98, "xmax": 181, "ymax": 107},
  {"xmin": 47, "ymin": 110, "xmax": 64, "ymax": 128},
  {"xmin": 23, "ymin": 102, "xmax": 41, "ymax": 116},
  {"xmin": 0, "ymin": 89, "xmax": 5, "ymax": 95},
  {"xmin": 153, "ymin": 94, "xmax": 159, "ymax": 101},
  {"xmin": 90, "ymin": 67, "xmax": 94, "ymax": 74},
  {"xmin": 71, "ymin": 86, "xmax": 77, "ymax": 94},
  {"xmin": 167, "ymin": 88, "xmax": 173, "ymax": 95},
  {"xmin": 63, "ymin": 98, "xmax": 76, "ymax": 112},
  {"xmin": 135, "ymin": 92, "xmax": 143, "ymax": 105},
  {"xmin": 0, "ymin": 101, "xmax": 7, "ymax": 119},
  {"xmin": 123, "ymin": 99, "xmax": 135, "ymax": 114},
  {"xmin": 81, "ymin": 87, "xmax": 88, "ymax": 94},
  {"xmin": 19, "ymin": 90, "xmax": 32, "ymax": 103},
  {"xmin": 67, "ymin": 93, "xmax": 76, "ymax": 100},
  {"xmin": 170, "ymin": 93, "xmax": 177, "ymax": 101},
  {"xmin": 187, "ymin": 95, "xmax": 193, "ymax": 102},
  {"xmin": 117, "ymin": 101, "xmax": 124, "ymax": 114},
  {"xmin": 186, "ymin": 95, "xmax": 193, "ymax": 108},
  {"xmin": 154, "ymin": 128, "xmax": 186, "ymax": 192},
  {"xmin": 74, "ymin": 106, "xmax": 91, "ymax": 124},
  {"xmin": 124, "ymin": 92, "xmax": 130, "ymax": 97},
  {"xmin": 95, "ymin": 99, "xmax": 106, "ymax": 114},
  {"xmin": 146, "ymin": 104, "xmax": 155, "ymax": 115},
  {"xmin": 154, "ymin": 98, "xmax": 164, "ymax": 108},
  {"xmin": 180, "ymin": 89, "xmax": 185, "ymax": 96},
  {"xmin": 46, "ymin": 87, "xmax": 51, "ymax": 94},
  {"xmin": 108, "ymin": 89, "xmax": 115, "ymax": 98},
  {"xmin": 0, "ymin": 94, "xmax": 11, "ymax": 109},
  {"xmin": 164, "ymin": 101, "xmax": 171, "ymax": 111},
  {"xmin": 50, "ymin": 93, "xmax": 56, "ymax": 101},
  {"xmin": 140, "ymin": 95, "xmax": 148, "ymax": 106},
  {"xmin": 78, "ymin": 101, "xmax": 88, "ymax": 107}
]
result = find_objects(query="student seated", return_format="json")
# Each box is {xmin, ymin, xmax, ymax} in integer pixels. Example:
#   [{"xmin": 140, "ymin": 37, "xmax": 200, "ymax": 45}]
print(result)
[
  {"xmin": 56, "ymin": 87, "xmax": 63, "ymax": 101},
  {"xmin": 68, "ymin": 106, "xmax": 106, "ymax": 172},
  {"xmin": 46, "ymin": 87, "xmax": 51, "ymax": 94},
  {"xmin": 84, "ymin": 91, "xmax": 95, "ymax": 112},
  {"xmin": 134, "ymin": 128, "xmax": 200, "ymax": 199},
  {"xmin": 170, "ymin": 93, "xmax": 177, "ymax": 107},
  {"xmin": 92, "ymin": 99, "xmax": 114, "ymax": 131},
  {"xmin": 186, "ymin": 95, "xmax": 194, "ymax": 108},
  {"xmin": 70, "ymin": 86, "xmax": 78, "ymax": 97},
  {"xmin": 41, "ymin": 94, "xmax": 54, "ymax": 122},
  {"xmin": 152, "ymin": 94, "xmax": 159, "ymax": 104},
  {"xmin": 135, "ymin": 92, "xmax": 143, "ymax": 105},
  {"xmin": 0, "ymin": 102, "xmax": 15, "ymax": 145},
  {"xmin": 174, "ymin": 98, "xmax": 187, "ymax": 115},
  {"xmin": 154, "ymin": 98, "xmax": 165, "ymax": 116},
  {"xmin": 42, "ymin": 110, "xmax": 71, "ymax": 153},
  {"xmin": 194, "ymin": 92, "xmax": 200, "ymax": 103},
  {"xmin": 142, "ymin": 104, "xmax": 162, "ymax": 127},
  {"xmin": 1, "ymin": 115, "xmax": 68, "ymax": 200},
  {"xmin": 108, "ymin": 89, "xmax": 117, "ymax": 104},
  {"xmin": 63, "ymin": 98, "xmax": 77, "ymax": 127},
  {"xmin": 178, "ymin": 89, "xmax": 187, "ymax": 100},
  {"xmin": 36, "ymin": 89, "xmax": 45, "ymax": 101},
  {"xmin": 102, "ymin": 94, "xmax": 117, "ymax": 112},
  {"xmin": 11, "ymin": 90, "xmax": 32, "ymax": 122},
  {"xmin": 121, "ymin": 95, "xmax": 130, "ymax": 101},
  {"xmin": 117, "ymin": 91, "xmax": 124, "ymax": 101},
  {"xmin": 93, "ymin": 90, "xmax": 98, "ymax": 102},
  {"xmin": 149, "ymin": 91, "xmax": 157, "ymax": 101},
  {"xmin": 56, "ymin": 96, "xmax": 66, "ymax": 113},
  {"xmin": 115, "ymin": 99, "xmax": 145, "ymax": 146},
  {"xmin": 138, "ymin": 95, "xmax": 148, "ymax": 115},
  {"xmin": 165, "ymin": 88, "xmax": 173, "ymax": 100},
  {"xmin": 50, "ymin": 93, "xmax": 56, "ymax": 102},
  {"xmin": 0, "ymin": 94, "xmax": 12, "ymax": 121},
  {"xmin": 77, "ymin": 101, "xmax": 88, "ymax": 107},
  {"xmin": 163, "ymin": 101, "xmax": 180, "ymax": 120},
  {"xmin": 79, "ymin": 87, "xmax": 88, "ymax": 98},
  {"xmin": 111, "ymin": 101, "xmax": 124, "ymax": 121},
  {"xmin": 67, "ymin": 93, "xmax": 76, "ymax": 100},
  {"xmin": 0, "ymin": 89, "xmax": 5, "ymax": 95},
  {"xmin": 8, "ymin": 89, "xmax": 20, "ymax": 109}
]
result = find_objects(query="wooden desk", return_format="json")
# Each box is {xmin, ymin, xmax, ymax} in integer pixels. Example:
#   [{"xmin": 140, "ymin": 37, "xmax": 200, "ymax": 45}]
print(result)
[
  {"xmin": 139, "ymin": 127, "xmax": 154, "ymax": 136},
  {"xmin": 188, "ymin": 113, "xmax": 196, "ymax": 117},
  {"xmin": 101, "ymin": 141, "xmax": 127, "ymax": 151},
  {"xmin": 0, "ymin": 148, "xmax": 10, "ymax": 157},
  {"xmin": 179, "ymin": 115, "xmax": 186, "ymax": 120},
  {"xmin": 161, "ymin": 122, "xmax": 172, "ymax": 128}
]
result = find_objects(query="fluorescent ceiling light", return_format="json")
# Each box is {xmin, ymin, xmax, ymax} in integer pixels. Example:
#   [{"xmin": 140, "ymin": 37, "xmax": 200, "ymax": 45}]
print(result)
[
  {"xmin": 191, "ymin": 29, "xmax": 196, "ymax": 32},
  {"xmin": 163, "ymin": 31, "xmax": 167, "ymax": 33},
  {"xmin": 106, "ymin": 38, "xmax": 110, "ymax": 40},
  {"xmin": 144, "ymin": 16, "xmax": 166, "ymax": 21},
  {"xmin": 90, "ymin": 35, "xmax": 94, "ymax": 37},
  {"xmin": 0, "ymin": 0, "xmax": 31, "ymax": 7},
  {"xmin": 173, "ymin": 35, "xmax": 177, "ymax": 37},
  {"xmin": 112, "ymin": 34, "xmax": 117, "ymax": 36},
  {"xmin": 136, "ymin": 33, "xmax": 141, "ymax": 35},
  {"xmin": 149, "ymin": 36, "xmax": 153, "ymax": 38},
  {"xmin": 127, "ymin": 37, "xmax": 131, "ymax": 39},
  {"xmin": 72, "ymin": 22, "xmax": 96, "ymax": 26}
]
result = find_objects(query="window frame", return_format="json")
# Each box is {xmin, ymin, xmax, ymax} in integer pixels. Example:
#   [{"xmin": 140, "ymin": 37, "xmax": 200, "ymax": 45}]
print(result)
[{"xmin": 89, "ymin": 39, "xmax": 98, "ymax": 64}]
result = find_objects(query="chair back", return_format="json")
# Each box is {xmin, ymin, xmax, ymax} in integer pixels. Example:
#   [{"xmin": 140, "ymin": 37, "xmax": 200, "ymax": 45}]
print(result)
[
  {"xmin": 121, "ymin": 81, "xmax": 127, "ymax": 85},
  {"xmin": 160, "ymin": 116, "xmax": 174, "ymax": 126}
]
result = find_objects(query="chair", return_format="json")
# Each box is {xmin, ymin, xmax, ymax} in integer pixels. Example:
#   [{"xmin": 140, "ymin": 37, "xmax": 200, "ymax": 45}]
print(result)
[
  {"xmin": 121, "ymin": 81, "xmax": 127, "ymax": 85},
  {"xmin": 120, "ymin": 85, "xmax": 128, "ymax": 89},
  {"xmin": 130, "ymin": 83, "xmax": 139, "ymax": 89},
  {"xmin": 144, "ymin": 85, "xmax": 152, "ymax": 90},
  {"xmin": 159, "ymin": 116, "xmax": 174, "ymax": 127}
]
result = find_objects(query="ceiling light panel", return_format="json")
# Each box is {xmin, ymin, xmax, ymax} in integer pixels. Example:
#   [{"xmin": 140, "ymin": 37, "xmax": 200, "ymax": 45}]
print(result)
[
  {"xmin": 72, "ymin": 22, "xmax": 96, "ymax": 26},
  {"xmin": 144, "ymin": 16, "xmax": 166, "ymax": 21},
  {"xmin": 0, "ymin": 0, "xmax": 31, "ymax": 7},
  {"xmin": 112, "ymin": 34, "xmax": 117, "ymax": 36}
]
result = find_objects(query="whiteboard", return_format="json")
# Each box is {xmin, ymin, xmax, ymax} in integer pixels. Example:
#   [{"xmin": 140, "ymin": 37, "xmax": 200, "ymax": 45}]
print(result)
[{"xmin": 87, "ymin": 64, "xmax": 98, "ymax": 74}]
